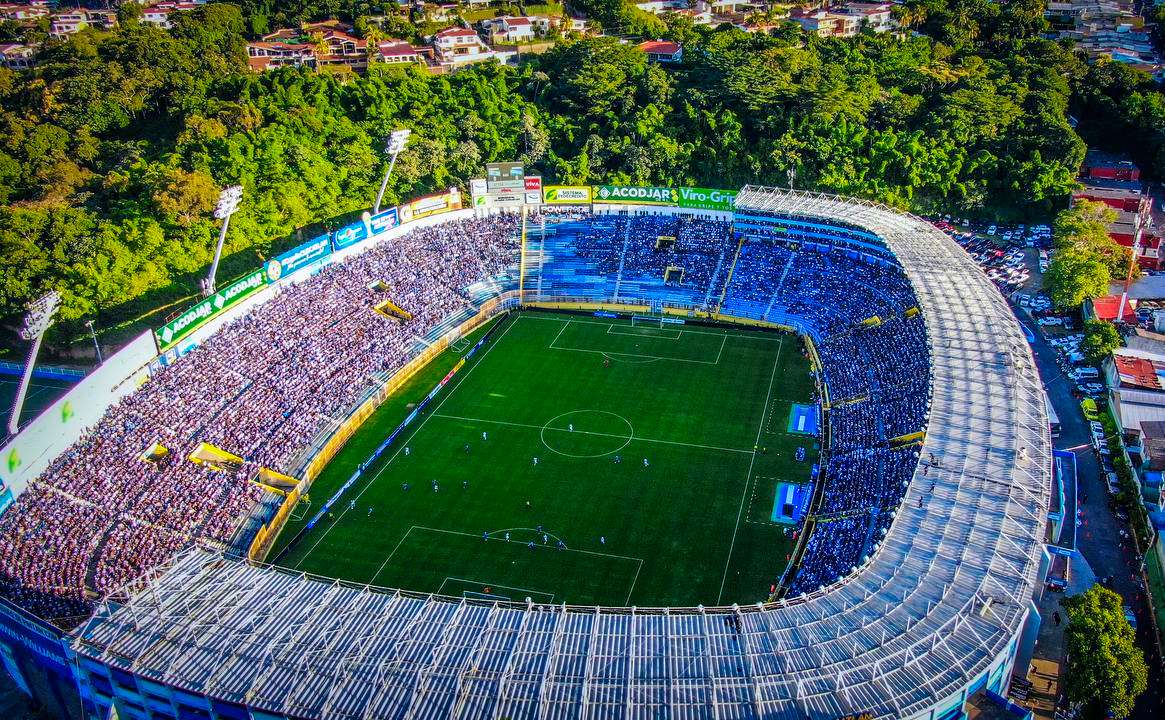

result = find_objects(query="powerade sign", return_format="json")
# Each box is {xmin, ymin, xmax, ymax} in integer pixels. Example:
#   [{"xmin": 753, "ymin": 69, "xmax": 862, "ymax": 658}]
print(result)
[
  {"xmin": 155, "ymin": 269, "xmax": 269, "ymax": 351},
  {"xmin": 265, "ymin": 235, "xmax": 332, "ymax": 283},
  {"xmin": 678, "ymin": 187, "xmax": 737, "ymax": 212},
  {"xmin": 332, "ymin": 222, "xmax": 369, "ymax": 251},
  {"xmin": 543, "ymin": 186, "xmax": 592, "ymax": 204},
  {"xmin": 593, "ymin": 185, "xmax": 679, "ymax": 205},
  {"xmin": 368, "ymin": 207, "xmax": 399, "ymax": 235}
]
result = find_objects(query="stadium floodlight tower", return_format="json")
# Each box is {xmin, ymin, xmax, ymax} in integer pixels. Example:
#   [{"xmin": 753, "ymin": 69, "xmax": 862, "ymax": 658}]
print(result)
[
  {"xmin": 201, "ymin": 184, "xmax": 244, "ymax": 297},
  {"xmin": 7, "ymin": 291, "xmax": 60, "ymax": 436},
  {"xmin": 373, "ymin": 129, "xmax": 411, "ymax": 214}
]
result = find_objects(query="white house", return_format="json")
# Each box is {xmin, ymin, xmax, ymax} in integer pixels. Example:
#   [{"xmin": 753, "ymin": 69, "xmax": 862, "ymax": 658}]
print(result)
[
  {"xmin": 431, "ymin": 26, "xmax": 496, "ymax": 67},
  {"xmin": 0, "ymin": 42, "xmax": 35, "ymax": 70}
]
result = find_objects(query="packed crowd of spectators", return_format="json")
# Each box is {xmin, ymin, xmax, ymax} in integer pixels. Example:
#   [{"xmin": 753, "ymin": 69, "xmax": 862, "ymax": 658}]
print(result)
[
  {"xmin": 536, "ymin": 214, "xmax": 734, "ymax": 302},
  {"xmin": 1, "ymin": 209, "xmax": 929, "ymax": 619},
  {"xmin": 0, "ymin": 217, "xmax": 519, "ymax": 621}
]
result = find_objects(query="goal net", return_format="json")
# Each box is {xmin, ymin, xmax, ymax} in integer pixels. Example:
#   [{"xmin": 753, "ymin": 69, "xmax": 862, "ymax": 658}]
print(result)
[{"xmin": 631, "ymin": 316, "xmax": 663, "ymax": 329}]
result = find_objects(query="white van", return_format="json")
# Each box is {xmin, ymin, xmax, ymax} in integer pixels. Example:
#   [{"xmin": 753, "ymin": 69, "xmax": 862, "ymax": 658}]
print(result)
[{"xmin": 1075, "ymin": 367, "xmax": 1099, "ymax": 380}]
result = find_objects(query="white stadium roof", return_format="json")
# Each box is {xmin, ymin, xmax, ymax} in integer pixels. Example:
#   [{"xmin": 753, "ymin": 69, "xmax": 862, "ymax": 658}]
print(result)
[{"xmin": 72, "ymin": 187, "xmax": 1050, "ymax": 719}]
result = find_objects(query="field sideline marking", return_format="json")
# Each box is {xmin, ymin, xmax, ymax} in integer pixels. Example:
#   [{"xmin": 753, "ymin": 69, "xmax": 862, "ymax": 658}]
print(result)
[
  {"xmin": 432, "ymin": 413, "xmax": 755, "ymax": 455},
  {"xmin": 290, "ymin": 316, "xmax": 522, "ymax": 571},
  {"xmin": 716, "ymin": 337, "xmax": 785, "ymax": 605},
  {"xmin": 522, "ymin": 313, "xmax": 783, "ymax": 342}
]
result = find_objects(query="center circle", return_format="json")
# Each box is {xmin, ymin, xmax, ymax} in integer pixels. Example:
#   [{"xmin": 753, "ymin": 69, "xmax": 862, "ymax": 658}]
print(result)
[{"xmin": 539, "ymin": 410, "xmax": 634, "ymax": 458}]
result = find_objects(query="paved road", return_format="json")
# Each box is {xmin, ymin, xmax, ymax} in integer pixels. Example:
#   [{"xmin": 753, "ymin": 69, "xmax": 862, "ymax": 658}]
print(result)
[{"xmin": 1021, "ymin": 310, "xmax": 1164, "ymax": 717}]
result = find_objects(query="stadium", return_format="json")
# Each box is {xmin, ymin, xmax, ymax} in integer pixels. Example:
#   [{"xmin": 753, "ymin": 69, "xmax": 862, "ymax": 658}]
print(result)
[{"xmin": 0, "ymin": 182, "xmax": 1050, "ymax": 720}]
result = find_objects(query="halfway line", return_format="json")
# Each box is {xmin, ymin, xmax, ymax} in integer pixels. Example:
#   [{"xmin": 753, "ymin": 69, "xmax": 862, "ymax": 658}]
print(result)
[{"xmin": 432, "ymin": 413, "xmax": 755, "ymax": 455}]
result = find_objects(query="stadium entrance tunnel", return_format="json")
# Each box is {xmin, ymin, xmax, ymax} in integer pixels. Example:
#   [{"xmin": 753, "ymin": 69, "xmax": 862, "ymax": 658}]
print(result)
[{"xmin": 539, "ymin": 410, "xmax": 634, "ymax": 458}]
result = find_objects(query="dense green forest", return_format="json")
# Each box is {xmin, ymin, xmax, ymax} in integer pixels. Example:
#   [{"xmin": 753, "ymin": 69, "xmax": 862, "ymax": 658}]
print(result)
[{"xmin": 1, "ymin": 0, "xmax": 1163, "ymax": 353}]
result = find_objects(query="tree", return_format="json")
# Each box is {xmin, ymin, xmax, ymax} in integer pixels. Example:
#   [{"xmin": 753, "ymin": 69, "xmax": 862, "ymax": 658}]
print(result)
[
  {"xmin": 1055, "ymin": 200, "xmax": 1132, "ymax": 278},
  {"xmin": 1045, "ymin": 248, "xmax": 1111, "ymax": 309},
  {"xmin": 1082, "ymin": 320, "xmax": 1121, "ymax": 363},
  {"xmin": 1061, "ymin": 584, "xmax": 1148, "ymax": 719}
]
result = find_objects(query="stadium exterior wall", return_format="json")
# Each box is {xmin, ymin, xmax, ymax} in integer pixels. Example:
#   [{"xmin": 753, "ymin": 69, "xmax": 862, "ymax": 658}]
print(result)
[{"xmin": 0, "ymin": 330, "xmax": 157, "ymax": 500}]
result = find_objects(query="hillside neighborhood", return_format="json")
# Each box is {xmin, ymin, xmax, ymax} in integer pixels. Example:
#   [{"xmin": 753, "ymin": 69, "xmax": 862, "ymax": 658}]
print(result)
[{"xmin": 6, "ymin": 0, "xmax": 1159, "ymax": 76}]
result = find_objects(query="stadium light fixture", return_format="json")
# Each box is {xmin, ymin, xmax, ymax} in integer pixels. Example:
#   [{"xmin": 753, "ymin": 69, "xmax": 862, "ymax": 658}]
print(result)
[
  {"xmin": 373, "ymin": 129, "xmax": 411, "ymax": 215},
  {"xmin": 203, "ymin": 185, "xmax": 244, "ymax": 297},
  {"xmin": 7, "ymin": 291, "xmax": 61, "ymax": 436},
  {"xmin": 85, "ymin": 319, "xmax": 103, "ymax": 364}
]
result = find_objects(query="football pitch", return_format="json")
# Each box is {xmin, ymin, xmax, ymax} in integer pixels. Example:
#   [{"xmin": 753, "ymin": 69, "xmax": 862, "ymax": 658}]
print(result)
[{"xmin": 272, "ymin": 310, "xmax": 819, "ymax": 607}]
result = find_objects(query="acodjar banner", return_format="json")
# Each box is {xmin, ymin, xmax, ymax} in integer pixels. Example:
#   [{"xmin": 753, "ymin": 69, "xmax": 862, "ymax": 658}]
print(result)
[
  {"xmin": 155, "ymin": 268, "xmax": 270, "ymax": 351},
  {"xmin": 593, "ymin": 185, "xmax": 679, "ymax": 205},
  {"xmin": 677, "ymin": 187, "xmax": 737, "ymax": 212}
]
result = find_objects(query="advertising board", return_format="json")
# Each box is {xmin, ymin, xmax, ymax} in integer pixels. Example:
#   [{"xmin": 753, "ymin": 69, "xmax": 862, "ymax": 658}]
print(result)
[
  {"xmin": 677, "ymin": 187, "xmax": 737, "ymax": 212},
  {"xmin": 485, "ymin": 162, "xmax": 525, "ymax": 191},
  {"xmin": 264, "ymin": 234, "xmax": 332, "ymax": 284},
  {"xmin": 332, "ymin": 222, "xmax": 369, "ymax": 251},
  {"xmin": 155, "ymin": 268, "xmax": 270, "ymax": 351},
  {"xmin": 542, "ymin": 185, "xmax": 592, "ymax": 204},
  {"xmin": 400, "ymin": 189, "xmax": 462, "ymax": 223},
  {"xmin": 365, "ymin": 207, "xmax": 400, "ymax": 236},
  {"xmin": 593, "ymin": 185, "xmax": 679, "ymax": 205},
  {"xmin": 524, "ymin": 176, "xmax": 542, "ymax": 191}
]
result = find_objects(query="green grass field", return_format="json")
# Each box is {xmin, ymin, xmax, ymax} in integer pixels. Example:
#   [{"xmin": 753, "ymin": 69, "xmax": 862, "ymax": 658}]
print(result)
[{"xmin": 272, "ymin": 310, "xmax": 819, "ymax": 607}]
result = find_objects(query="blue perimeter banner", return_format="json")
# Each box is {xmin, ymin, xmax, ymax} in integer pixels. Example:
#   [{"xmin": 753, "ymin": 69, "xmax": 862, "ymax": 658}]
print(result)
[
  {"xmin": 368, "ymin": 207, "xmax": 399, "ymax": 236},
  {"xmin": 265, "ymin": 234, "xmax": 332, "ymax": 282},
  {"xmin": 305, "ymin": 329, "xmax": 494, "ymax": 531},
  {"xmin": 332, "ymin": 222, "xmax": 369, "ymax": 251}
]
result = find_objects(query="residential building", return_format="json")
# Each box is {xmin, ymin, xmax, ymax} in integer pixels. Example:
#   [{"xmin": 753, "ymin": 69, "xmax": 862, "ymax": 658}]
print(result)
[
  {"xmin": 638, "ymin": 40, "xmax": 682, "ymax": 63},
  {"xmin": 49, "ymin": 11, "xmax": 88, "ymax": 38},
  {"xmin": 246, "ymin": 41, "xmax": 316, "ymax": 71},
  {"xmin": 0, "ymin": 3, "xmax": 50, "ymax": 22},
  {"xmin": 376, "ymin": 40, "xmax": 421, "ymax": 65},
  {"xmin": 255, "ymin": 22, "xmax": 369, "ymax": 72},
  {"xmin": 0, "ymin": 41, "xmax": 35, "ymax": 70},
  {"xmin": 1071, "ymin": 154, "xmax": 1160, "ymax": 269},
  {"xmin": 141, "ymin": 3, "xmax": 202, "ymax": 30},
  {"xmin": 1104, "ymin": 348, "xmax": 1165, "ymax": 508},
  {"xmin": 482, "ymin": 16, "xmax": 536, "ymax": 44},
  {"xmin": 431, "ymin": 26, "xmax": 497, "ymax": 68},
  {"xmin": 789, "ymin": 8, "xmax": 861, "ymax": 37},
  {"xmin": 1082, "ymin": 149, "xmax": 1141, "ymax": 182},
  {"xmin": 47, "ymin": 7, "xmax": 117, "ymax": 36},
  {"xmin": 839, "ymin": 3, "xmax": 898, "ymax": 33}
]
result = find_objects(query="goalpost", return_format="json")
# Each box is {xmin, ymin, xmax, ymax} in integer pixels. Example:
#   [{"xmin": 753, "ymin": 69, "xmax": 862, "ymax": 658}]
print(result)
[{"xmin": 631, "ymin": 315, "xmax": 664, "ymax": 329}]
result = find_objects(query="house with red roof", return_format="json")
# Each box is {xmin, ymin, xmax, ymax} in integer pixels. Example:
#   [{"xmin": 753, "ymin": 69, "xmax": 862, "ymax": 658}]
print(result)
[
  {"xmin": 1086, "ymin": 294, "xmax": 1139, "ymax": 324},
  {"xmin": 249, "ymin": 22, "xmax": 369, "ymax": 72},
  {"xmin": 246, "ymin": 41, "xmax": 316, "ymax": 72},
  {"xmin": 638, "ymin": 40, "xmax": 682, "ymax": 63},
  {"xmin": 376, "ymin": 41, "xmax": 422, "ymax": 66}
]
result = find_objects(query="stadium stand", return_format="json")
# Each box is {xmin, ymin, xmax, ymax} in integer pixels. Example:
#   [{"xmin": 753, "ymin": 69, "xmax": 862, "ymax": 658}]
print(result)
[
  {"xmin": 4, "ymin": 187, "xmax": 1049, "ymax": 719},
  {"xmin": 0, "ymin": 218, "xmax": 519, "ymax": 620}
]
